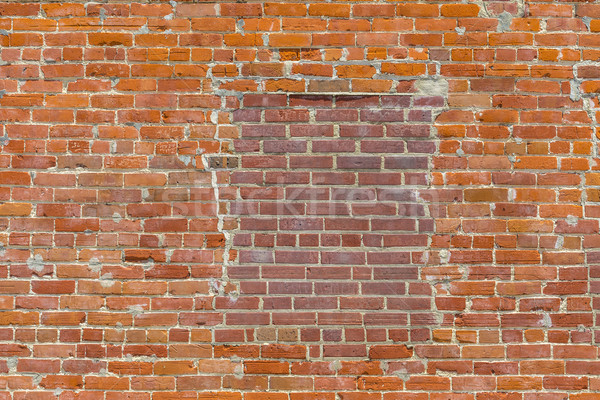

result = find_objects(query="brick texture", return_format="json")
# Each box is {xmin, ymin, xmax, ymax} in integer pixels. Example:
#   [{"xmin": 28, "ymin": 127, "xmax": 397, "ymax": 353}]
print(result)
[{"xmin": 1, "ymin": 0, "xmax": 600, "ymax": 398}]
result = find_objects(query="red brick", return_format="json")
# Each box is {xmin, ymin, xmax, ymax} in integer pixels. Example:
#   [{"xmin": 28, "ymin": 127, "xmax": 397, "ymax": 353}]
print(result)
[{"xmin": 0, "ymin": 4, "xmax": 597, "ymax": 398}]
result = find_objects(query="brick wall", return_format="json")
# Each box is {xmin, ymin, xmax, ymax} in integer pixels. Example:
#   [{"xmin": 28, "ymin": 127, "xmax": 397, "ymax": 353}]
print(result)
[{"xmin": 1, "ymin": 0, "xmax": 600, "ymax": 398}]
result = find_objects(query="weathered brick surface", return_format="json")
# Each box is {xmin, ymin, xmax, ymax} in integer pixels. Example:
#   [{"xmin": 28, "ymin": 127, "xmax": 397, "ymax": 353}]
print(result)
[{"xmin": 1, "ymin": 0, "xmax": 600, "ymax": 397}]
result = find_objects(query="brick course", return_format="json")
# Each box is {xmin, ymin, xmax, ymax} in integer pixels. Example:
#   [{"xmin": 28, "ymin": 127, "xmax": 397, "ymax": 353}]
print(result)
[{"xmin": 1, "ymin": 0, "xmax": 600, "ymax": 398}]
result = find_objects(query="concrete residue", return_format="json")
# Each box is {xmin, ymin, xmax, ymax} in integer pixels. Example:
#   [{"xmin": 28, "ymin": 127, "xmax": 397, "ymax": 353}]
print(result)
[
  {"xmin": 178, "ymin": 154, "xmax": 194, "ymax": 167},
  {"xmin": 27, "ymin": 254, "xmax": 44, "ymax": 273},
  {"xmin": 209, "ymin": 278, "xmax": 227, "ymax": 296},
  {"xmin": 583, "ymin": 16, "xmax": 592, "ymax": 31},
  {"xmin": 329, "ymin": 360, "xmax": 341, "ymax": 373},
  {"xmin": 112, "ymin": 212, "xmax": 122, "ymax": 223},
  {"xmin": 142, "ymin": 257, "xmax": 155, "ymax": 271},
  {"xmin": 438, "ymin": 249, "xmax": 450, "ymax": 264},
  {"xmin": 541, "ymin": 313, "xmax": 552, "ymax": 328},
  {"xmin": 236, "ymin": 19, "xmax": 245, "ymax": 34},
  {"xmin": 496, "ymin": 11, "xmax": 513, "ymax": 32},
  {"xmin": 7, "ymin": 357, "xmax": 17, "ymax": 372},
  {"xmin": 570, "ymin": 79, "xmax": 582, "ymax": 102},
  {"xmin": 100, "ymin": 272, "xmax": 113, "ymax": 287},
  {"xmin": 127, "ymin": 305, "xmax": 144, "ymax": 317},
  {"xmin": 554, "ymin": 236, "xmax": 564, "ymax": 249},
  {"xmin": 415, "ymin": 78, "xmax": 448, "ymax": 98},
  {"xmin": 88, "ymin": 257, "xmax": 102, "ymax": 273}
]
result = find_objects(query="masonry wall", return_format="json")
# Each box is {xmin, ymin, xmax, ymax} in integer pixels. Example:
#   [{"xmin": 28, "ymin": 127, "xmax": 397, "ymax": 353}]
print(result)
[{"xmin": 1, "ymin": 0, "xmax": 600, "ymax": 398}]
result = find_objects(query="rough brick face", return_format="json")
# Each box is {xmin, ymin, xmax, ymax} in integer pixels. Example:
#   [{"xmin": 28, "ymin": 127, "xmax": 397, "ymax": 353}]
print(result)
[{"xmin": 1, "ymin": 0, "xmax": 600, "ymax": 398}]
